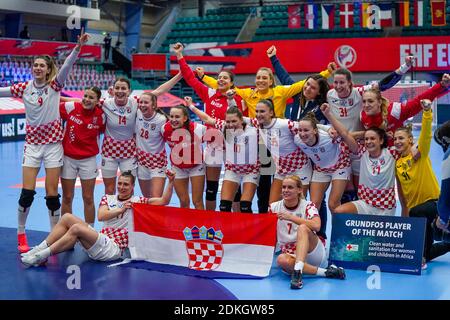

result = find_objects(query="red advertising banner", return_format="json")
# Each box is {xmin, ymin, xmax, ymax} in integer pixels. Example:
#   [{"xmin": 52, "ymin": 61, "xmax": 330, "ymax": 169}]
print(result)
[
  {"xmin": 168, "ymin": 36, "xmax": 450, "ymax": 74},
  {"xmin": 132, "ymin": 53, "xmax": 167, "ymax": 71},
  {"xmin": 0, "ymin": 39, "xmax": 101, "ymax": 60}
]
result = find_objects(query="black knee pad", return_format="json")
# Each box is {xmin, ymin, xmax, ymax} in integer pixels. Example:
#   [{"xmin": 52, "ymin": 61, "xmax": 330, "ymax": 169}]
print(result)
[
  {"xmin": 18, "ymin": 189, "xmax": 36, "ymax": 208},
  {"xmin": 233, "ymin": 187, "xmax": 242, "ymax": 202},
  {"xmin": 341, "ymin": 190, "xmax": 358, "ymax": 204},
  {"xmin": 205, "ymin": 180, "xmax": 219, "ymax": 201},
  {"xmin": 240, "ymin": 201, "xmax": 253, "ymax": 213},
  {"xmin": 219, "ymin": 200, "xmax": 232, "ymax": 212},
  {"xmin": 45, "ymin": 194, "xmax": 61, "ymax": 212}
]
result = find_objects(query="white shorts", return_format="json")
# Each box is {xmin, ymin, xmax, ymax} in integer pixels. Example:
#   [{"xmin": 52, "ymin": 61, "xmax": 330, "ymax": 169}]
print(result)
[
  {"xmin": 353, "ymin": 200, "xmax": 396, "ymax": 216},
  {"xmin": 274, "ymin": 164, "xmax": 312, "ymax": 186},
  {"xmin": 137, "ymin": 165, "xmax": 167, "ymax": 180},
  {"xmin": 172, "ymin": 164, "xmax": 205, "ymax": 179},
  {"xmin": 312, "ymin": 166, "xmax": 351, "ymax": 183},
  {"xmin": 350, "ymin": 155, "xmax": 361, "ymax": 176},
  {"xmin": 61, "ymin": 155, "xmax": 98, "ymax": 180},
  {"xmin": 22, "ymin": 142, "xmax": 63, "ymax": 168},
  {"xmin": 284, "ymin": 239, "xmax": 328, "ymax": 268},
  {"xmin": 224, "ymin": 169, "xmax": 260, "ymax": 186},
  {"xmin": 204, "ymin": 145, "xmax": 223, "ymax": 168},
  {"xmin": 101, "ymin": 157, "xmax": 137, "ymax": 178},
  {"xmin": 84, "ymin": 232, "xmax": 121, "ymax": 262}
]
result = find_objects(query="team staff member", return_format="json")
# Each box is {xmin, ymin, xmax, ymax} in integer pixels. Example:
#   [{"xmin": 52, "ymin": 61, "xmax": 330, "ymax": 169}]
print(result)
[
  {"xmin": 394, "ymin": 101, "xmax": 450, "ymax": 265},
  {"xmin": 0, "ymin": 29, "xmax": 89, "ymax": 253},
  {"xmin": 173, "ymin": 43, "xmax": 245, "ymax": 211},
  {"xmin": 21, "ymin": 170, "xmax": 175, "ymax": 267},
  {"xmin": 59, "ymin": 86, "xmax": 105, "ymax": 226}
]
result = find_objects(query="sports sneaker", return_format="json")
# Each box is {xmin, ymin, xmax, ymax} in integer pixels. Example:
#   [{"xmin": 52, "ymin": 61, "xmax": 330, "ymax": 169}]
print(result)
[
  {"xmin": 21, "ymin": 252, "xmax": 48, "ymax": 268},
  {"xmin": 421, "ymin": 257, "xmax": 428, "ymax": 270},
  {"xmin": 290, "ymin": 270, "xmax": 303, "ymax": 289},
  {"xmin": 21, "ymin": 245, "xmax": 42, "ymax": 258},
  {"xmin": 18, "ymin": 233, "xmax": 30, "ymax": 253},
  {"xmin": 325, "ymin": 264, "xmax": 346, "ymax": 279}
]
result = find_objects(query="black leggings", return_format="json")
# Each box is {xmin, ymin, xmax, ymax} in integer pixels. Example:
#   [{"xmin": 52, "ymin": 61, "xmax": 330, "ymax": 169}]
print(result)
[{"xmin": 409, "ymin": 200, "xmax": 450, "ymax": 262}]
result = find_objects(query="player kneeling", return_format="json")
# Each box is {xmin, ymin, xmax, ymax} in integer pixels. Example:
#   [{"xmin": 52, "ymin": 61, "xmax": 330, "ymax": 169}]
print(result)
[
  {"xmin": 21, "ymin": 170, "xmax": 175, "ymax": 267},
  {"xmin": 270, "ymin": 176, "xmax": 345, "ymax": 289}
]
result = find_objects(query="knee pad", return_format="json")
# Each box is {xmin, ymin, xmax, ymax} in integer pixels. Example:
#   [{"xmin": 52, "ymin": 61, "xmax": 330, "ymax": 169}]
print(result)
[
  {"xmin": 45, "ymin": 194, "xmax": 61, "ymax": 212},
  {"xmin": 219, "ymin": 200, "xmax": 232, "ymax": 212},
  {"xmin": 341, "ymin": 190, "xmax": 358, "ymax": 204},
  {"xmin": 205, "ymin": 180, "xmax": 219, "ymax": 201},
  {"xmin": 240, "ymin": 201, "xmax": 253, "ymax": 213},
  {"xmin": 18, "ymin": 189, "xmax": 36, "ymax": 209},
  {"xmin": 233, "ymin": 187, "xmax": 242, "ymax": 202}
]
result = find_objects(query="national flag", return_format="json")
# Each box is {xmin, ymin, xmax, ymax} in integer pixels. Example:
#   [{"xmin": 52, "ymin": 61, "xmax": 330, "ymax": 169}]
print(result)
[
  {"xmin": 379, "ymin": 3, "xmax": 393, "ymax": 27},
  {"xmin": 346, "ymin": 244, "xmax": 359, "ymax": 252},
  {"xmin": 414, "ymin": 0, "xmax": 424, "ymax": 26},
  {"xmin": 304, "ymin": 4, "xmax": 318, "ymax": 29},
  {"xmin": 288, "ymin": 4, "xmax": 301, "ymax": 29},
  {"xmin": 361, "ymin": 2, "xmax": 372, "ymax": 28},
  {"xmin": 340, "ymin": 3, "xmax": 355, "ymax": 28},
  {"xmin": 127, "ymin": 204, "xmax": 277, "ymax": 278},
  {"xmin": 431, "ymin": 0, "xmax": 447, "ymax": 26},
  {"xmin": 396, "ymin": 1, "xmax": 411, "ymax": 26},
  {"xmin": 321, "ymin": 4, "xmax": 335, "ymax": 30}
]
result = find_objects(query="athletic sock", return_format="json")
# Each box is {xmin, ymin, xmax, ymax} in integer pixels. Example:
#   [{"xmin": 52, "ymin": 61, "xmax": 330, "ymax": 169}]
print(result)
[
  {"xmin": 36, "ymin": 240, "xmax": 49, "ymax": 251},
  {"xmin": 39, "ymin": 247, "xmax": 52, "ymax": 259},
  {"xmin": 316, "ymin": 268, "xmax": 327, "ymax": 277},
  {"xmin": 18, "ymin": 205, "xmax": 29, "ymax": 234},
  {"xmin": 294, "ymin": 261, "xmax": 304, "ymax": 272},
  {"xmin": 48, "ymin": 209, "xmax": 60, "ymax": 229}
]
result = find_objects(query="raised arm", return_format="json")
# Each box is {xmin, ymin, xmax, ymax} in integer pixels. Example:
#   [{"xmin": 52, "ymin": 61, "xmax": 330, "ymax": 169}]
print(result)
[
  {"xmin": 267, "ymin": 45, "xmax": 294, "ymax": 85},
  {"xmin": 376, "ymin": 56, "xmax": 414, "ymax": 91},
  {"xmin": 151, "ymin": 71, "xmax": 182, "ymax": 97},
  {"xmin": 321, "ymin": 103, "xmax": 359, "ymax": 153},
  {"xmin": 147, "ymin": 170, "xmax": 175, "ymax": 205},
  {"xmin": 56, "ymin": 28, "xmax": 89, "ymax": 86},
  {"xmin": 417, "ymin": 99, "xmax": 433, "ymax": 157},
  {"xmin": 184, "ymin": 96, "xmax": 216, "ymax": 126}
]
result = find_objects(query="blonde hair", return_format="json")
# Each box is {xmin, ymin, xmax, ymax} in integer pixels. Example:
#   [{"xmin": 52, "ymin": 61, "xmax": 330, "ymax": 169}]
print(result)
[
  {"xmin": 283, "ymin": 175, "xmax": 305, "ymax": 200},
  {"xmin": 395, "ymin": 123, "xmax": 414, "ymax": 139},
  {"xmin": 34, "ymin": 55, "xmax": 58, "ymax": 84},
  {"xmin": 256, "ymin": 67, "xmax": 276, "ymax": 88},
  {"xmin": 364, "ymin": 89, "xmax": 390, "ymax": 129}
]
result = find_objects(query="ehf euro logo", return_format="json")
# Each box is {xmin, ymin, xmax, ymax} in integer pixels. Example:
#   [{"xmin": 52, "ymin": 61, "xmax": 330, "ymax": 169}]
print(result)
[
  {"xmin": 183, "ymin": 226, "xmax": 224, "ymax": 271},
  {"xmin": 335, "ymin": 45, "xmax": 357, "ymax": 68}
]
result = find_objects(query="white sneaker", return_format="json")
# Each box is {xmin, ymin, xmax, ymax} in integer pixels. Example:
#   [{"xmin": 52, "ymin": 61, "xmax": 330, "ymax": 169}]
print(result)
[
  {"xmin": 21, "ymin": 252, "xmax": 48, "ymax": 267},
  {"xmin": 20, "ymin": 246, "xmax": 41, "ymax": 258},
  {"xmin": 421, "ymin": 258, "xmax": 428, "ymax": 270}
]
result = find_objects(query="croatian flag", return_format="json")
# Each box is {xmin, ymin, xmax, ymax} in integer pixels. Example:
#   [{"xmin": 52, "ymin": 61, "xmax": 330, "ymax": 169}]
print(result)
[
  {"xmin": 321, "ymin": 4, "xmax": 335, "ymax": 30},
  {"xmin": 304, "ymin": 4, "xmax": 318, "ymax": 29},
  {"xmin": 127, "ymin": 204, "xmax": 277, "ymax": 278}
]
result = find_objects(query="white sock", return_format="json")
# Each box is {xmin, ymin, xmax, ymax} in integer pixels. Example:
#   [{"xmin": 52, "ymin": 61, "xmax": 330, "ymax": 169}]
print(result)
[
  {"xmin": 39, "ymin": 247, "xmax": 51, "ymax": 259},
  {"xmin": 37, "ymin": 240, "xmax": 49, "ymax": 251},
  {"xmin": 294, "ymin": 261, "xmax": 304, "ymax": 272},
  {"xmin": 49, "ymin": 209, "xmax": 61, "ymax": 229},
  {"xmin": 18, "ymin": 205, "xmax": 30, "ymax": 234},
  {"xmin": 316, "ymin": 268, "xmax": 327, "ymax": 277}
]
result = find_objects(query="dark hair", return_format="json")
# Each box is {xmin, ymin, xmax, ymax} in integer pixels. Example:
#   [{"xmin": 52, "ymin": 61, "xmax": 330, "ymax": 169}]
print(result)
[
  {"xmin": 120, "ymin": 170, "xmax": 135, "ymax": 184},
  {"xmin": 114, "ymin": 77, "xmax": 131, "ymax": 89},
  {"xmin": 226, "ymin": 106, "xmax": 243, "ymax": 119},
  {"xmin": 301, "ymin": 74, "xmax": 330, "ymax": 106},
  {"xmin": 218, "ymin": 70, "xmax": 235, "ymax": 88},
  {"xmin": 301, "ymin": 111, "xmax": 319, "ymax": 130},
  {"xmin": 86, "ymin": 86, "xmax": 102, "ymax": 100},
  {"xmin": 257, "ymin": 99, "xmax": 275, "ymax": 118},
  {"xmin": 334, "ymin": 68, "xmax": 353, "ymax": 82},
  {"xmin": 366, "ymin": 126, "xmax": 388, "ymax": 149},
  {"xmin": 434, "ymin": 120, "xmax": 450, "ymax": 152},
  {"xmin": 170, "ymin": 105, "xmax": 191, "ymax": 130}
]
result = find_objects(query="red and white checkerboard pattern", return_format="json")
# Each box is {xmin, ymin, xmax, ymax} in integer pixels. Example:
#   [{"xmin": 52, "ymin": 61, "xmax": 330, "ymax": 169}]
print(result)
[
  {"xmin": 49, "ymin": 79, "xmax": 63, "ymax": 92},
  {"xmin": 186, "ymin": 240, "xmax": 223, "ymax": 271},
  {"xmin": 136, "ymin": 148, "xmax": 167, "ymax": 169},
  {"xmin": 358, "ymin": 184, "xmax": 396, "ymax": 210},
  {"xmin": 101, "ymin": 227, "xmax": 128, "ymax": 250},
  {"xmin": 25, "ymin": 118, "xmax": 63, "ymax": 145},
  {"xmin": 275, "ymin": 148, "xmax": 309, "ymax": 175},
  {"xmin": 225, "ymin": 161, "xmax": 260, "ymax": 175},
  {"xmin": 10, "ymin": 82, "xmax": 29, "ymax": 98},
  {"xmin": 315, "ymin": 141, "xmax": 351, "ymax": 173},
  {"xmin": 280, "ymin": 242, "xmax": 297, "ymax": 255},
  {"xmin": 101, "ymin": 135, "xmax": 136, "ymax": 159}
]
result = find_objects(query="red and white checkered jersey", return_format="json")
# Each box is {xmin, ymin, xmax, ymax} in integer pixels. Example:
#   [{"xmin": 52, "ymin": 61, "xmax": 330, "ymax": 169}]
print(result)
[
  {"xmin": 10, "ymin": 80, "xmax": 64, "ymax": 144},
  {"xmin": 270, "ymin": 199, "xmax": 319, "ymax": 249},
  {"xmin": 215, "ymin": 119, "xmax": 260, "ymax": 174},
  {"xmin": 60, "ymin": 101, "xmax": 105, "ymax": 159},
  {"xmin": 100, "ymin": 96, "xmax": 138, "ymax": 141},
  {"xmin": 135, "ymin": 110, "xmax": 167, "ymax": 155},
  {"xmin": 101, "ymin": 135, "xmax": 136, "ymax": 159},
  {"xmin": 327, "ymin": 85, "xmax": 371, "ymax": 132},
  {"xmin": 358, "ymin": 147, "xmax": 400, "ymax": 210},
  {"xmin": 99, "ymin": 195, "xmax": 148, "ymax": 249},
  {"xmin": 294, "ymin": 129, "xmax": 351, "ymax": 173}
]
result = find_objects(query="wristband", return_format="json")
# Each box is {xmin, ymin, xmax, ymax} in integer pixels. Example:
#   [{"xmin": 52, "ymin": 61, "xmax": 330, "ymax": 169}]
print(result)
[{"xmin": 398, "ymin": 63, "xmax": 410, "ymax": 74}]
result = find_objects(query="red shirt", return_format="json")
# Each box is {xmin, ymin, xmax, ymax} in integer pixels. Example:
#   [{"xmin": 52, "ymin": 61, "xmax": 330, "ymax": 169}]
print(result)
[{"xmin": 60, "ymin": 101, "xmax": 106, "ymax": 159}]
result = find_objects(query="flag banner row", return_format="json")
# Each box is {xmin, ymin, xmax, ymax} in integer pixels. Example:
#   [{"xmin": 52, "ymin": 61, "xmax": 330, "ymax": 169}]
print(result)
[
  {"xmin": 287, "ymin": 1, "xmax": 446, "ymax": 29},
  {"xmin": 127, "ymin": 204, "xmax": 278, "ymax": 278}
]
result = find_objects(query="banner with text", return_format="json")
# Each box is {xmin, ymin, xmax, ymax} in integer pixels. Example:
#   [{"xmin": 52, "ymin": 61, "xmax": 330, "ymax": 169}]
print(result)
[
  {"xmin": 330, "ymin": 214, "xmax": 426, "ymax": 275},
  {"xmin": 167, "ymin": 36, "xmax": 450, "ymax": 74}
]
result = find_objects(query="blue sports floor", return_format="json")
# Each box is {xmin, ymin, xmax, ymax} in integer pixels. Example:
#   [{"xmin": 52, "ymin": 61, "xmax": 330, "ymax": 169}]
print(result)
[{"xmin": 1, "ymin": 134, "xmax": 449, "ymax": 300}]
